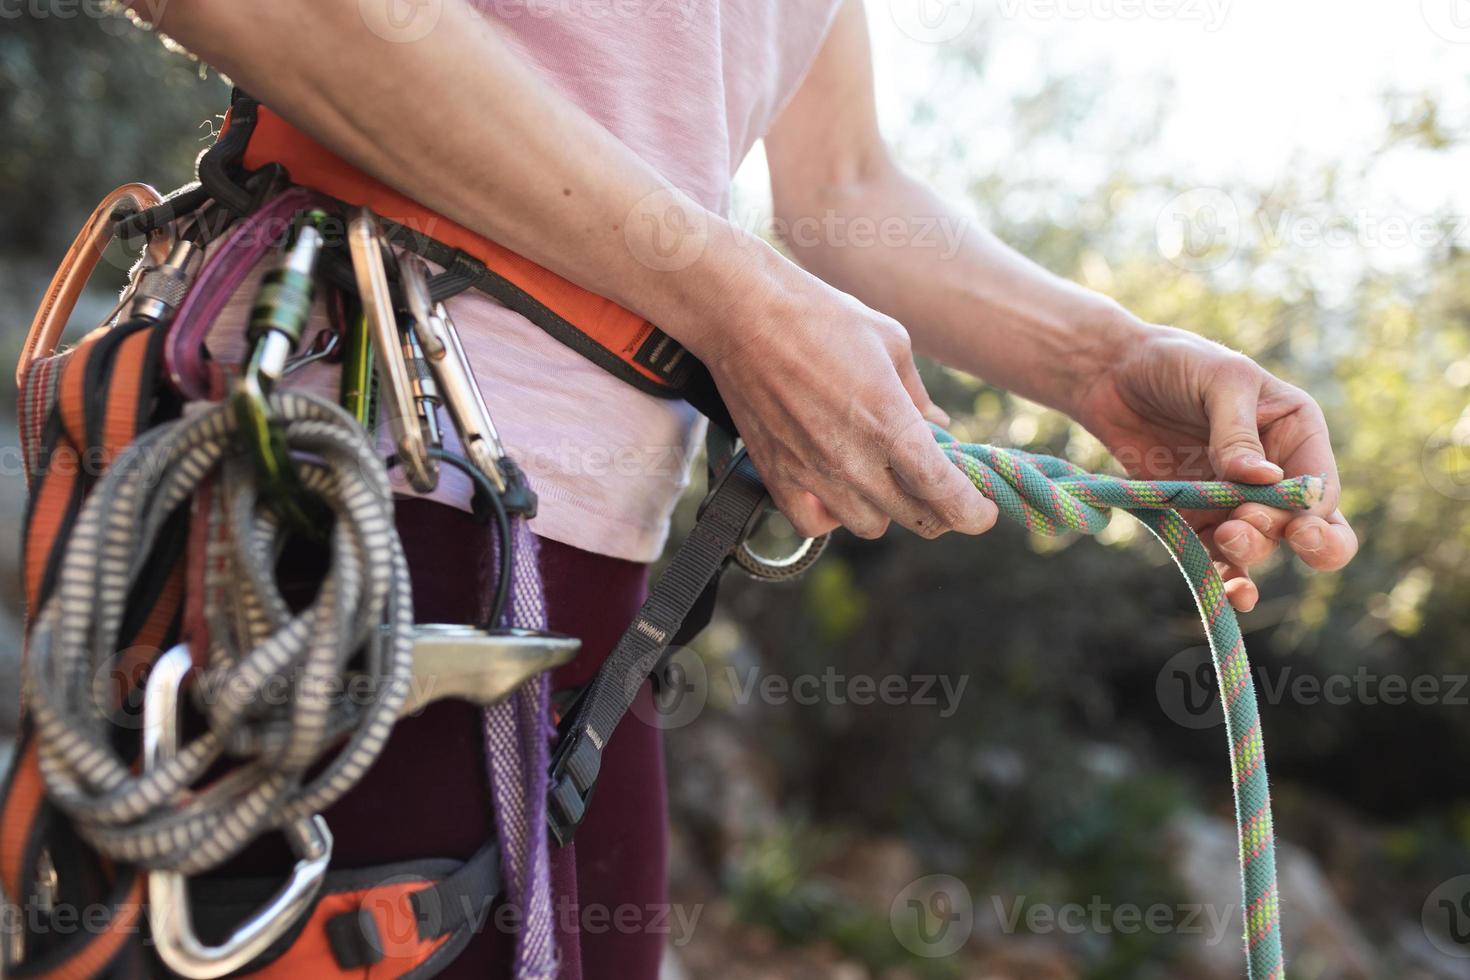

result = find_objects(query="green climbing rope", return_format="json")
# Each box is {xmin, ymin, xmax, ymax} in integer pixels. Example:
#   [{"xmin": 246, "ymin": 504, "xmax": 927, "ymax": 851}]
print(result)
[{"xmin": 937, "ymin": 427, "xmax": 1319, "ymax": 980}]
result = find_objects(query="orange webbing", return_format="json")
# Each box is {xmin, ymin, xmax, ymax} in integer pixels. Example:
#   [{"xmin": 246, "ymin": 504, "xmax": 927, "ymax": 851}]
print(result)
[
  {"xmin": 97, "ymin": 324, "xmax": 150, "ymax": 471},
  {"xmin": 27, "ymin": 877, "xmax": 144, "ymax": 980},
  {"xmin": 235, "ymin": 106, "xmax": 669, "ymax": 388},
  {"xmin": 22, "ymin": 343, "xmax": 88, "ymax": 622},
  {"xmin": 23, "ymin": 327, "xmax": 162, "ymax": 632},
  {"xmin": 0, "ymin": 740, "xmax": 44, "ymax": 901},
  {"xmin": 251, "ymin": 881, "xmax": 454, "ymax": 980}
]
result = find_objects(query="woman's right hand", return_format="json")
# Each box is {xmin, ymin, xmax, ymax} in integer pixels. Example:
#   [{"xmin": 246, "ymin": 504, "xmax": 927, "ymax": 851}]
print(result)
[{"xmin": 692, "ymin": 253, "xmax": 998, "ymax": 541}]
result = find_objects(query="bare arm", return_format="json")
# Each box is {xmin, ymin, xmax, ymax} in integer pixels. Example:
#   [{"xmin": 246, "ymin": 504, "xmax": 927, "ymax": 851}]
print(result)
[
  {"xmin": 137, "ymin": 0, "xmax": 998, "ymax": 540},
  {"xmin": 145, "ymin": 0, "xmax": 749, "ymax": 356},
  {"xmin": 765, "ymin": 0, "xmax": 1130, "ymax": 416},
  {"xmin": 766, "ymin": 0, "xmax": 1357, "ymax": 607}
]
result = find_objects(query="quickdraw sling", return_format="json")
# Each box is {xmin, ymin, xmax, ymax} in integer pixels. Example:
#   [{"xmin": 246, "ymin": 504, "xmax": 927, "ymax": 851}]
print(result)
[{"xmin": 1, "ymin": 91, "xmax": 1305, "ymax": 980}]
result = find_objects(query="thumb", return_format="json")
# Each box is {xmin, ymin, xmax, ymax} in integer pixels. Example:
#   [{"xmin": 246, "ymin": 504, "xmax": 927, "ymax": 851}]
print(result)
[
  {"xmin": 1204, "ymin": 381, "xmax": 1283, "ymax": 483},
  {"xmin": 894, "ymin": 353, "xmax": 951, "ymax": 428}
]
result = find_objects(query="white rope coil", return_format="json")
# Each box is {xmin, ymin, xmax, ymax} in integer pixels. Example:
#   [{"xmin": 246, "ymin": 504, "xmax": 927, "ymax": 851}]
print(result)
[{"xmin": 25, "ymin": 391, "xmax": 413, "ymax": 876}]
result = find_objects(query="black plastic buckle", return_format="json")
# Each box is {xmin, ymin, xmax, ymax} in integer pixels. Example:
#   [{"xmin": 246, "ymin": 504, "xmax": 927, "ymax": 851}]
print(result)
[{"xmin": 546, "ymin": 719, "xmax": 605, "ymax": 848}]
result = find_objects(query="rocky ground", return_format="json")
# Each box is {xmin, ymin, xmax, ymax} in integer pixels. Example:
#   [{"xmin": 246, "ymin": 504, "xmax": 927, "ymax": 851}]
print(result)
[{"xmin": 658, "ymin": 709, "xmax": 1470, "ymax": 980}]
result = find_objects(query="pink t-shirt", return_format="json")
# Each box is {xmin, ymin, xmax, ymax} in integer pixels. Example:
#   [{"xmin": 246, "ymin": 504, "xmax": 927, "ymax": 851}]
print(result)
[{"xmin": 209, "ymin": 0, "xmax": 842, "ymax": 562}]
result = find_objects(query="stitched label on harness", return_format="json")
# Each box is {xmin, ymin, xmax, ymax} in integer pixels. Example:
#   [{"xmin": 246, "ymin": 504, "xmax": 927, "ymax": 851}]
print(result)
[{"xmin": 632, "ymin": 327, "xmax": 695, "ymax": 387}]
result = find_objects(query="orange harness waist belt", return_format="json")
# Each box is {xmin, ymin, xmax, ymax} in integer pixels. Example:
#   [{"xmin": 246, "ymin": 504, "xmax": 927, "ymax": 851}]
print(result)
[{"xmin": 220, "ymin": 92, "xmax": 729, "ymax": 429}]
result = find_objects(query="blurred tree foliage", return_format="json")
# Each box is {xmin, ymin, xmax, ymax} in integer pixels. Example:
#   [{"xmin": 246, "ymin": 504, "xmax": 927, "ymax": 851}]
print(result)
[
  {"xmin": 4, "ymin": 10, "xmax": 1469, "ymax": 978},
  {"xmin": 0, "ymin": 12, "xmax": 226, "ymax": 268},
  {"xmin": 707, "ymin": 21, "xmax": 1470, "ymax": 978}
]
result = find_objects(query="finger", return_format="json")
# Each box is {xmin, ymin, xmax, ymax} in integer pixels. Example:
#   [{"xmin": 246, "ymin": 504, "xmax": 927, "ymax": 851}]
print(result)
[
  {"xmin": 1264, "ymin": 397, "xmax": 1341, "ymax": 516},
  {"xmin": 806, "ymin": 478, "xmax": 892, "ymax": 541},
  {"xmin": 1226, "ymin": 502, "xmax": 1290, "ymax": 543},
  {"xmin": 1283, "ymin": 509, "xmax": 1359, "ymax": 571},
  {"xmin": 1211, "ymin": 517, "xmax": 1279, "ymax": 569},
  {"xmin": 893, "ymin": 352, "xmax": 951, "ymax": 428},
  {"xmin": 1204, "ymin": 373, "xmax": 1285, "ymax": 484},
  {"xmin": 1217, "ymin": 561, "xmax": 1259, "ymax": 612},
  {"xmin": 769, "ymin": 486, "xmax": 841, "ymax": 539},
  {"xmin": 880, "ymin": 414, "xmax": 997, "ymax": 536}
]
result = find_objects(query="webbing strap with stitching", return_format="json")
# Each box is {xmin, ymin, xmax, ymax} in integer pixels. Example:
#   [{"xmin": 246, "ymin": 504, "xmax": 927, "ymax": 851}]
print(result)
[
  {"xmin": 213, "ymin": 90, "xmax": 736, "ymax": 436},
  {"xmin": 547, "ymin": 452, "xmax": 767, "ymax": 844}
]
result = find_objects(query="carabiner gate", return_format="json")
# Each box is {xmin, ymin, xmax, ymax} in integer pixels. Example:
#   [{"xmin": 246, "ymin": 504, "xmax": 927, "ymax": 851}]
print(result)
[{"xmin": 143, "ymin": 646, "xmax": 332, "ymax": 980}]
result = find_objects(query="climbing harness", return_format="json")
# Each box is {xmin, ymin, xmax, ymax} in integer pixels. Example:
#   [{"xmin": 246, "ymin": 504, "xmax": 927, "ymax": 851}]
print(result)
[{"xmin": 0, "ymin": 87, "xmax": 1310, "ymax": 980}]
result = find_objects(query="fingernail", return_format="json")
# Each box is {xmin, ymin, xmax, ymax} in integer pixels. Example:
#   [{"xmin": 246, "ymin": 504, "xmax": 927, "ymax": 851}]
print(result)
[
  {"xmin": 1245, "ymin": 454, "xmax": 1284, "ymax": 478},
  {"xmin": 1242, "ymin": 512, "xmax": 1273, "ymax": 536},
  {"xmin": 1291, "ymin": 526, "xmax": 1324, "ymax": 552},
  {"xmin": 1219, "ymin": 531, "xmax": 1249, "ymax": 558},
  {"xmin": 926, "ymin": 407, "xmax": 952, "ymax": 427}
]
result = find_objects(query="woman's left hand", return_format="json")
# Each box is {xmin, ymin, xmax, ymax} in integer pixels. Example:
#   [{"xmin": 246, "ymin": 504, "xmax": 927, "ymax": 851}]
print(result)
[{"xmin": 1072, "ymin": 323, "xmax": 1359, "ymax": 611}]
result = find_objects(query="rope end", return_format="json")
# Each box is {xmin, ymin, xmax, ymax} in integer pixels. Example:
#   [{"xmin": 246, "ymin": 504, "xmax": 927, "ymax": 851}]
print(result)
[{"xmin": 1299, "ymin": 474, "xmax": 1327, "ymax": 509}]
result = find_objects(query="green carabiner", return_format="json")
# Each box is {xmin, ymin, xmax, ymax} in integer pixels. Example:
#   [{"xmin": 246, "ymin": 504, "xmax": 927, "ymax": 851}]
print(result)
[{"xmin": 232, "ymin": 209, "xmax": 330, "ymax": 528}]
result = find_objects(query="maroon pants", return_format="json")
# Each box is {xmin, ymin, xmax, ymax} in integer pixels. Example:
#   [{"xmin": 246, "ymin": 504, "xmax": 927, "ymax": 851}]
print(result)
[{"xmin": 322, "ymin": 499, "xmax": 667, "ymax": 978}]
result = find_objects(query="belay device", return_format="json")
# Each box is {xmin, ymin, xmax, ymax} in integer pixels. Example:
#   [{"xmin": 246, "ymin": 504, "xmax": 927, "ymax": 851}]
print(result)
[{"xmin": 0, "ymin": 89, "xmax": 1309, "ymax": 979}]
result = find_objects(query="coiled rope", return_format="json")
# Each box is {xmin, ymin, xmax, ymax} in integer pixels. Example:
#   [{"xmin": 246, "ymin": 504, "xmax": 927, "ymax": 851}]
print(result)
[
  {"xmin": 938, "ymin": 428, "xmax": 1312, "ymax": 980},
  {"xmin": 25, "ymin": 391, "xmax": 414, "ymax": 876}
]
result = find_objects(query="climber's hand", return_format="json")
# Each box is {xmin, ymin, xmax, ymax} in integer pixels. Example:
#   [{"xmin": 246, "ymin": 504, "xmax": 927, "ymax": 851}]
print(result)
[{"xmin": 1072, "ymin": 324, "xmax": 1358, "ymax": 612}]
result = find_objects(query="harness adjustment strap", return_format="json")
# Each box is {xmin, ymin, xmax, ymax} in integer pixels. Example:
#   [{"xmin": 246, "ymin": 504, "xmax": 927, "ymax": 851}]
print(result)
[{"xmin": 547, "ymin": 450, "xmax": 770, "ymax": 847}]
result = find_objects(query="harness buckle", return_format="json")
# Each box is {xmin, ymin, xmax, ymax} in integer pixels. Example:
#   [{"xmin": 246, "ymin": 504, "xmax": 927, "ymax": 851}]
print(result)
[
  {"xmin": 546, "ymin": 715, "xmax": 604, "ymax": 849},
  {"xmin": 143, "ymin": 647, "xmax": 333, "ymax": 980}
]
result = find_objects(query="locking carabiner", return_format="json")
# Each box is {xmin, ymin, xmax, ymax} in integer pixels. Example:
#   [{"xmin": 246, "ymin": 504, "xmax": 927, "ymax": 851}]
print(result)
[{"xmin": 232, "ymin": 210, "xmax": 329, "ymax": 525}]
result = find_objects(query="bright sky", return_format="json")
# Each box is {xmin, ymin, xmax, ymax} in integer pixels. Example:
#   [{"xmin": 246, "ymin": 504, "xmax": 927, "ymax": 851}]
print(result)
[{"xmin": 737, "ymin": 0, "xmax": 1470, "ymax": 242}]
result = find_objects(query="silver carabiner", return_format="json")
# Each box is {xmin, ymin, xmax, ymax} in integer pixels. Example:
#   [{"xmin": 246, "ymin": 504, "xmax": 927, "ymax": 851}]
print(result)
[
  {"xmin": 346, "ymin": 208, "xmax": 439, "ymax": 493},
  {"xmin": 398, "ymin": 253, "xmax": 511, "ymax": 494},
  {"xmin": 143, "ymin": 646, "xmax": 333, "ymax": 980},
  {"xmin": 734, "ymin": 533, "xmax": 829, "ymax": 581}
]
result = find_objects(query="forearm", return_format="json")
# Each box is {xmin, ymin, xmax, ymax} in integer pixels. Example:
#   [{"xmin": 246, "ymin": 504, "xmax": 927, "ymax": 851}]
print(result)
[
  {"xmin": 773, "ymin": 158, "xmax": 1145, "ymax": 415},
  {"xmin": 142, "ymin": 0, "xmax": 774, "ymax": 361}
]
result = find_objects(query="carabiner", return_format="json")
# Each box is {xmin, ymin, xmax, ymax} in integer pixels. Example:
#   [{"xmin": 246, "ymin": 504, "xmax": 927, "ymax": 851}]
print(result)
[
  {"xmin": 345, "ymin": 209, "xmax": 438, "ymax": 493},
  {"xmin": 398, "ymin": 253, "xmax": 515, "ymax": 496},
  {"xmin": 17, "ymin": 183, "xmax": 171, "ymax": 386},
  {"xmin": 232, "ymin": 211, "xmax": 329, "ymax": 522},
  {"xmin": 143, "ymin": 646, "xmax": 332, "ymax": 980}
]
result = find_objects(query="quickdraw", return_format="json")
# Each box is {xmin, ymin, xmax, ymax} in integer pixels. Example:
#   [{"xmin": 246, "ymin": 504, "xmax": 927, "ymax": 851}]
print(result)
[{"xmin": 0, "ymin": 91, "xmax": 1311, "ymax": 980}]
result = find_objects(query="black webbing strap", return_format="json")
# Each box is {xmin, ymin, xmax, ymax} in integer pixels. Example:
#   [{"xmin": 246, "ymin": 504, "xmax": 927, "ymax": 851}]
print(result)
[
  {"xmin": 409, "ymin": 839, "xmax": 502, "ymax": 940},
  {"xmin": 547, "ymin": 451, "xmax": 768, "ymax": 846}
]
